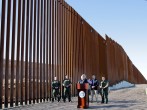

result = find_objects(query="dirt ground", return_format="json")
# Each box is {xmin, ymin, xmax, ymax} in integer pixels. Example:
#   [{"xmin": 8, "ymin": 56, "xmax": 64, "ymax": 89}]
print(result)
[{"xmin": 10, "ymin": 84, "xmax": 147, "ymax": 110}]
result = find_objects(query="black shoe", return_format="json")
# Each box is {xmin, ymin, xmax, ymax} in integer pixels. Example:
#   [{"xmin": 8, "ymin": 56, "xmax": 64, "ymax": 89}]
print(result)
[
  {"xmin": 69, "ymin": 100, "xmax": 71, "ymax": 102},
  {"xmin": 52, "ymin": 98, "xmax": 54, "ymax": 102},
  {"xmin": 58, "ymin": 98, "xmax": 60, "ymax": 102}
]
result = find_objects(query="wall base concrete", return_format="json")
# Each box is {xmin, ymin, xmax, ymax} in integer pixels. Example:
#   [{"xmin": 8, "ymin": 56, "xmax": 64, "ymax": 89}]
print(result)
[{"xmin": 109, "ymin": 81, "xmax": 135, "ymax": 90}]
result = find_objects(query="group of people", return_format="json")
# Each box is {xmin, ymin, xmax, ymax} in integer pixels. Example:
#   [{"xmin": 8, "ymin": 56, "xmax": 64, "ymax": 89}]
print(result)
[
  {"xmin": 78, "ymin": 74, "xmax": 109, "ymax": 104},
  {"xmin": 51, "ymin": 75, "xmax": 72, "ymax": 102},
  {"xmin": 51, "ymin": 74, "xmax": 109, "ymax": 104}
]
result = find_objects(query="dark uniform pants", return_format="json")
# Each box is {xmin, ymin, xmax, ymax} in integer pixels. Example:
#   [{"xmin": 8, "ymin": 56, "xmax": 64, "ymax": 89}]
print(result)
[
  {"xmin": 100, "ymin": 89, "xmax": 108, "ymax": 103},
  {"xmin": 63, "ymin": 87, "xmax": 71, "ymax": 102},
  {"xmin": 52, "ymin": 89, "xmax": 60, "ymax": 101}
]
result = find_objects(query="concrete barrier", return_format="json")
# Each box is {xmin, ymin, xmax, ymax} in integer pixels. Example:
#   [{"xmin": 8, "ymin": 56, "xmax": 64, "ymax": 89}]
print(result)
[{"xmin": 109, "ymin": 81, "xmax": 135, "ymax": 90}]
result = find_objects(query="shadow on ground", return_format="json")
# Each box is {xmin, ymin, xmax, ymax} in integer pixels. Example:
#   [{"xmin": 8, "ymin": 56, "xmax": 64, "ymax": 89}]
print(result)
[{"xmin": 89, "ymin": 100, "xmax": 137, "ymax": 109}]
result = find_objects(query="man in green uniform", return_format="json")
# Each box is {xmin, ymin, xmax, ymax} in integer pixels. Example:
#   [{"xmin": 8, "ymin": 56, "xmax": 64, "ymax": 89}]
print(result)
[
  {"xmin": 52, "ymin": 76, "xmax": 61, "ymax": 102},
  {"xmin": 100, "ymin": 76, "xmax": 109, "ymax": 104},
  {"xmin": 62, "ymin": 75, "xmax": 72, "ymax": 102}
]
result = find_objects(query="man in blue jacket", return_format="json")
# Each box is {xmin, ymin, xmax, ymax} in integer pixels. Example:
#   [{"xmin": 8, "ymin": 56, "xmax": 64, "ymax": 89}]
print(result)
[{"xmin": 90, "ymin": 75, "xmax": 99, "ymax": 103}]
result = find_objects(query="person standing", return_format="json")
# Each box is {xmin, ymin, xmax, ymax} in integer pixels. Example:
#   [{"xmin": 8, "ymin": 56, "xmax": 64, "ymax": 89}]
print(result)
[
  {"xmin": 90, "ymin": 75, "xmax": 99, "ymax": 103},
  {"xmin": 100, "ymin": 76, "xmax": 109, "ymax": 104},
  {"xmin": 62, "ymin": 75, "xmax": 72, "ymax": 102},
  {"xmin": 78, "ymin": 74, "xmax": 90, "ymax": 103},
  {"xmin": 52, "ymin": 76, "xmax": 61, "ymax": 102},
  {"xmin": 78, "ymin": 74, "xmax": 88, "ymax": 84}
]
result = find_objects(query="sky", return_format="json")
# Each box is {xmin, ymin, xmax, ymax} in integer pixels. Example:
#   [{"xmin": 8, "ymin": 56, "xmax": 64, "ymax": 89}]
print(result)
[{"xmin": 65, "ymin": 0, "xmax": 147, "ymax": 80}]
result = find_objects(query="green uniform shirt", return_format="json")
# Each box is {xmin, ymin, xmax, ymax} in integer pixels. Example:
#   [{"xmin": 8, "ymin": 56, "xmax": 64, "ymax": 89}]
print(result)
[
  {"xmin": 101, "ymin": 80, "xmax": 109, "ymax": 91},
  {"xmin": 63, "ymin": 79, "xmax": 71, "ymax": 87},
  {"xmin": 52, "ymin": 80, "xmax": 61, "ymax": 89}
]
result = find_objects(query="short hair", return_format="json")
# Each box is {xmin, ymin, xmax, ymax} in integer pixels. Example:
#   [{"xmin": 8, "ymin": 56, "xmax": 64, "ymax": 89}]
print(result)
[
  {"xmin": 92, "ymin": 75, "xmax": 95, "ymax": 77},
  {"xmin": 81, "ymin": 74, "xmax": 86, "ymax": 79},
  {"xmin": 102, "ymin": 76, "xmax": 105, "ymax": 79}
]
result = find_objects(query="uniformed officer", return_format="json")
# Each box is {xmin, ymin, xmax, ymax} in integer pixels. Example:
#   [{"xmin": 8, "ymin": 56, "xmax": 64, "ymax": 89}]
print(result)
[
  {"xmin": 100, "ymin": 76, "xmax": 109, "ymax": 104},
  {"xmin": 52, "ymin": 76, "xmax": 61, "ymax": 102},
  {"xmin": 62, "ymin": 75, "xmax": 72, "ymax": 102},
  {"xmin": 90, "ymin": 75, "xmax": 99, "ymax": 103}
]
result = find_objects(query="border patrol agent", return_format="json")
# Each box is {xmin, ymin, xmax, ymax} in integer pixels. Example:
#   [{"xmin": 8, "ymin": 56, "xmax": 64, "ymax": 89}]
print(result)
[
  {"xmin": 52, "ymin": 77, "xmax": 61, "ymax": 102},
  {"xmin": 62, "ymin": 75, "xmax": 72, "ymax": 102},
  {"xmin": 100, "ymin": 76, "xmax": 109, "ymax": 104}
]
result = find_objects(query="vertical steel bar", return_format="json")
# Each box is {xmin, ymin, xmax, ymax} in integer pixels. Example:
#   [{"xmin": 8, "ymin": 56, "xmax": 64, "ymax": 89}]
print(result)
[
  {"xmin": 56, "ymin": 0, "xmax": 58, "ymax": 79},
  {"xmin": 0, "ymin": 0, "xmax": 6, "ymax": 108},
  {"xmin": 48, "ymin": 0, "xmax": 52, "ymax": 101},
  {"xmin": 15, "ymin": 0, "xmax": 22, "ymax": 106},
  {"xmin": 51, "ymin": 0, "xmax": 55, "ymax": 99},
  {"xmin": 36, "ymin": 0, "xmax": 40, "ymax": 103},
  {"xmin": 5, "ymin": 0, "xmax": 12, "ymax": 108},
  {"xmin": 29, "ymin": 0, "xmax": 33, "ymax": 104},
  {"xmin": 54, "ymin": 0, "xmax": 57, "ymax": 78},
  {"xmin": 10, "ymin": 0, "xmax": 17, "ymax": 107},
  {"xmin": 20, "ymin": 0, "xmax": 26, "ymax": 105},
  {"xmin": 62, "ymin": 1, "xmax": 65, "ymax": 81},
  {"xmin": 25, "ymin": 0, "xmax": 30, "ymax": 104},
  {"xmin": 44, "ymin": 0, "xmax": 48, "ymax": 101},
  {"xmin": 33, "ymin": 0, "xmax": 37, "ymax": 104},
  {"xmin": 60, "ymin": 0, "xmax": 63, "ymax": 97},
  {"xmin": 46, "ymin": 0, "xmax": 49, "ymax": 101},
  {"xmin": 40, "ymin": 0, "xmax": 43, "ymax": 102},
  {"xmin": 64, "ymin": 2, "xmax": 67, "ymax": 78},
  {"xmin": 43, "ymin": 0, "xmax": 46, "ymax": 102}
]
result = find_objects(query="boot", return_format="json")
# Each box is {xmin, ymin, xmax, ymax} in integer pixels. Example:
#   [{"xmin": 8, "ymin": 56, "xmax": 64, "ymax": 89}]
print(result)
[{"xmin": 52, "ymin": 98, "xmax": 54, "ymax": 102}]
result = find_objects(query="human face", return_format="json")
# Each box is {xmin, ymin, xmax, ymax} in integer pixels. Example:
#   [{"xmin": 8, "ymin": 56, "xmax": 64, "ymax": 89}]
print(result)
[
  {"xmin": 92, "ymin": 75, "xmax": 95, "ymax": 79},
  {"xmin": 54, "ymin": 77, "xmax": 57, "ymax": 80},
  {"xmin": 65, "ymin": 75, "xmax": 68, "ymax": 79},
  {"xmin": 102, "ymin": 77, "xmax": 105, "ymax": 81},
  {"xmin": 81, "ymin": 74, "xmax": 86, "ymax": 80},
  {"xmin": 81, "ymin": 75, "xmax": 84, "ymax": 80}
]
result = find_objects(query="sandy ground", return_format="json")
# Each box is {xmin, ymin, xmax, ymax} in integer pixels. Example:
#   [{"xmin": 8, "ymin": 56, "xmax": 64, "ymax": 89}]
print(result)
[{"xmin": 9, "ymin": 84, "xmax": 147, "ymax": 110}]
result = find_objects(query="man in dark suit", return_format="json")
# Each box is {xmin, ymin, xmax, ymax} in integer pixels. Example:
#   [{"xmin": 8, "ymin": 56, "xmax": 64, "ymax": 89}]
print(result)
[
  {"xmin": 90, "ymin": 75, "xmax": 99, "ymax": 103},
  {"xmin": 78, "ymin": 74, "xmax": 88, "ymax": 84},
  {"xmin": 78, "ymin": 74, "xmax": 90, "ymax": 103}
]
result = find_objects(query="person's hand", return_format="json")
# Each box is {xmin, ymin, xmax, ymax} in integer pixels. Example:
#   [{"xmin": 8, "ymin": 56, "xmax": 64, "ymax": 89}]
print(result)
[{"xmin": 92, "ymin": 86, "xmax": 95, "ymax": 88}]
